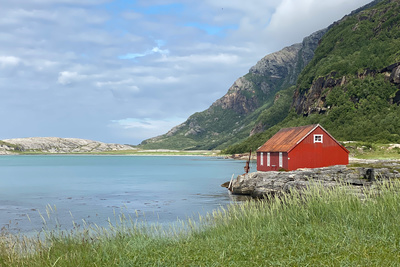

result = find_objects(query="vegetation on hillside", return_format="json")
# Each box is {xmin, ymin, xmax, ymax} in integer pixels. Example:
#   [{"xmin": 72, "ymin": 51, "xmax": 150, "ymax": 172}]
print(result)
[
  {"xmin": 223, "ymin": 74, "xmax": 400, "ymax": 154},
  {"xmin": 298, "ymin": 0, "xmax": 400, "ymax": 91},
  {"xmin": 254, "ymin": 86, "xmax": 296, "ymax": 130},
  {"xmin": 140, "ymin": 87, "xmax": 281, "ymax": 150},
  {"xmin": 224, "ymin": 0, "xmax": 400, "ymax": 154},
  {"xmin": 140, "ymin": 105, "xmax": 258, "ymax": 150},
  {"xmin": 222, "ymin": 87, "xmax": 296, "ymax": 154}
]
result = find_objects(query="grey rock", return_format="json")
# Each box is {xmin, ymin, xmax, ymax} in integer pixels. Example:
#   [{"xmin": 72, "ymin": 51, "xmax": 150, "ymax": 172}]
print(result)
[
  {"xmin": 249, "ymin": 43, "xmax": 302, "ymax": 78},
  {"xmin": 230, "ymin": 165, "xmax": 400, "ymax": 199},
  {"xmin": 390, "ymin": 65, "xmax": 400, "ymax": 84},
  {"xmin": 211, "ymin": 77, "xmax": 259, "ymax": 115}
]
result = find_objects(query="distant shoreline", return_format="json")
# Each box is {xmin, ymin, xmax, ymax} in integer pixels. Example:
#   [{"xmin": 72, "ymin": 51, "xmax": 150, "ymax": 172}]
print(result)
[
  {"xmin": 0, "ymin": 137, "xmax": 223, "ymax": 156},
  {"xmin": 0, "ymin": 150, "xmax": 223, "ymax": 157}
]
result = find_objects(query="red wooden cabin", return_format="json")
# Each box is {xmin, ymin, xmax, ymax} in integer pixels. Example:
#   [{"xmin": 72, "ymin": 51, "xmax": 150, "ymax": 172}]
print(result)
[{"xmin": 256, "ymin": 124, "xmax": 349, "ymax": 171}]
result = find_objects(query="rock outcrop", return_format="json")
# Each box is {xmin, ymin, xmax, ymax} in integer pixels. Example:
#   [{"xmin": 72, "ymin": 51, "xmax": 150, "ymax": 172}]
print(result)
[
  {"xmin": 292, "ymin": 72, "xmax": 346, "ymax": 115},
  {"xmin": 211, "ymin": 76, "xmax": 260, "ymax": 115},
  {"xmin": 211, "ymin": 28, "xmax": 328, "ymax": 117},
  {"xmin": 292, "ymin": 62, "xmax": 400, "ymax": 115},
  {"xmin": 0, "ymin": 137, "xmax": 135, "ymax": 154},
  {"xmin": 228, "ymin": 164, "xmax": 400, "ymax": 198}
]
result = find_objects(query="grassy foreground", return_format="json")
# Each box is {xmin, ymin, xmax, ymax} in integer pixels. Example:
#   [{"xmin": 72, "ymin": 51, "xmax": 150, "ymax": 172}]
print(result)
[{"xmin": 1, "ymin": 183, "xmax": 400, "ymax": 266}]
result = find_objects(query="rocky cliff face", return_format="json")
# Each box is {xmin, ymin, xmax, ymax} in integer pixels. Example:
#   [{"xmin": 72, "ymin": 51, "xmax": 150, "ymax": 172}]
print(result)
[
  {"xmin": 212, "ymin": 29, "xmax": 327, "ymax": 117},
  {"xmin": 292, "ymin": 62, "xmax": 400, "ymax": 115},
  {"xmin": 249, "ymin": 28, "xmax": 327, "ymax": 85},
  {"xmin": 249, "ymin": 44, "xmax": 302, "ymax": 78},
  {"xmin": 0, "ymin": 137, "xmax": 134, "ymax": 154},
  {"xmin": 211, "ymin": 76, "xmax": 260, "ymax": 115},
  {"xmin": 292, "ymin": 72, "xmax": 347, "ymax": 115}
]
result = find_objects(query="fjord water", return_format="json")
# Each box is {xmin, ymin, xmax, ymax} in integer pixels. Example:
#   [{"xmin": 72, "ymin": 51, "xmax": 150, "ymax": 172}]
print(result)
[{"xmin": 0, "ymin": 155, "xmax": 250, "ymax": 234}]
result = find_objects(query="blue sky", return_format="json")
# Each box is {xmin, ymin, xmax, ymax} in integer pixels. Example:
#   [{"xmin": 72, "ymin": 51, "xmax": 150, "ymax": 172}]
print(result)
[{"xmin": 0, "ymin": 0, "xmax": 372, "ymax": 145}]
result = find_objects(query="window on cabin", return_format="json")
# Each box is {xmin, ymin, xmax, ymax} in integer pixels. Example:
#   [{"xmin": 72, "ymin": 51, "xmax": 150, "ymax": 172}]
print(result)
[
  {"xmin": 279, "ymin": 152, "xmax": 283, "ymax": 168},
  {"xmin": 260, "ymin": 152, "xmax": 264, "ymax": 166},
  {"xmin": 314, "ymin": 134, "xmax": 323, "ymax": 143}
]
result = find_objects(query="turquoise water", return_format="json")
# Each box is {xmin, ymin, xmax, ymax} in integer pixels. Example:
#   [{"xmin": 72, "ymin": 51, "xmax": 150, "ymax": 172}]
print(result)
[{"xmin": 0, "ymin": 155, "xmax": 252, "ymax": 234}]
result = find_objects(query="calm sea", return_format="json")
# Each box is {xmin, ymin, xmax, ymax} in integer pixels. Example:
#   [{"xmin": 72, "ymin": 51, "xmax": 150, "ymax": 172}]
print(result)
[{"xmin": 0, "ymin": 155, "xmax": 253, "ymax": 234}]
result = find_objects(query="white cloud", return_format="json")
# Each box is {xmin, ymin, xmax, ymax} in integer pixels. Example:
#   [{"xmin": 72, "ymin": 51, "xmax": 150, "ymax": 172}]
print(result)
[
  {"xmin": 96, "ymin": 79, "xmax": 140, "ymax": 99},
  {"xmin": 111, "ymin": 87, "xmax": 140, "ymax": 100},
  {"xmin": 119, "ymin": 45, "xmax": 170, "ymax": 60},
  {"xmin": 158, "ymin": 53, "xmax": 239, "ymax": 65},
  {"xmin": 0, "ymin": 0, "xmax": 111, "ymax": 6},
  {"xmin": 96, "ymin": 80, "xmax": 138, "ymax": 89},
  {"xmin": 0, "ymin": 56, "xmax": 21, "ymax": 68},
  {"xmin": 112, "ymin": 118, "xmax": 160, "ymax": 130},
  {"xmin": 266, "ymin": 0, "xmax": 373, "ymax": 46},
  {"xmin": 57, "ymin": 71, "xmax": 86, "ymax": 85},
  {"xmin": 139, "ymin": 75, "xmax": 180, "ymax": 84}
]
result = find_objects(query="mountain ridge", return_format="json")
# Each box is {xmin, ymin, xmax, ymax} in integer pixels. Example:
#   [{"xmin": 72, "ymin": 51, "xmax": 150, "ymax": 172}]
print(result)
[{"xmin": 140, "ymin": 28, "xmax": 327, "ymax": 150}]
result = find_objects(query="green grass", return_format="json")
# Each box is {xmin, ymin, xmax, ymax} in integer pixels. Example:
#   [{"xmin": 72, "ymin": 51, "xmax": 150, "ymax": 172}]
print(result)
[
  {"xmin": 346, "ymin": 142, "xmax": 400, "ymax": 160},
  {"xmin": 2, "ymin": 181, "xmax": 400, "ymax": 266}
]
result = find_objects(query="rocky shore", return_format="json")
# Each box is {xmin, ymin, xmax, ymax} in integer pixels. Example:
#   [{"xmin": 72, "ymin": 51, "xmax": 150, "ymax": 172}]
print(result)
[
  {"xmin": 0, "ymin": 137, "xmax": 135, "ymax": 154},
  {"xmin": 224, "ymin": 161, "xmax": 400, "ymax": 198}
]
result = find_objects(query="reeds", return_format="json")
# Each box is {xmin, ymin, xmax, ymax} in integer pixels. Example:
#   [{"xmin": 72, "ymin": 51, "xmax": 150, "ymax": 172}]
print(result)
[{"xmin": 1, "ymin": 181, "xmax": 400, "ymax": 266}]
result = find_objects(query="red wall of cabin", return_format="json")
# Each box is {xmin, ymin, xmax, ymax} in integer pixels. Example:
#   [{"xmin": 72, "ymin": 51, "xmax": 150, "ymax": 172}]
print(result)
[
  {"xmin": 256, "ymin": 152, "xmax": 288, "ymax": 171},
  {"xmin": 287, "ymin": 127, "xmax": 348, "ymax": 170}
]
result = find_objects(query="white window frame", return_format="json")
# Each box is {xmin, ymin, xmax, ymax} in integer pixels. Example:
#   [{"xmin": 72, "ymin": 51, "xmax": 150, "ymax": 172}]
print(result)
[
  {"xmin": 260, "ymin": 152, "xmax": 264, "ymax": 166},
  {"xmin": 314, "ymin": 134, "xmax": 323, "ymax": 143},
  {"xmin": 279, "ymin": 152, "xmax": 283, "ymax": 168},
  {"xmin": 267, "ymin": 153, "xmax": 270, "ymax": 167}
]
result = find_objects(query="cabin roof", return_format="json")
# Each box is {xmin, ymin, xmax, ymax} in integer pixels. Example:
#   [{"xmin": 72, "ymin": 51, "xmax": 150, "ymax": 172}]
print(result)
[{"xmin": 257, "ymin": 124, "xmax": 319, "ymax": 152}]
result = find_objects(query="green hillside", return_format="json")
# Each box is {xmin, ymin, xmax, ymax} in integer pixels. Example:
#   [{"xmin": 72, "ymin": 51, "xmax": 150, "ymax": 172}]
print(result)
[
  {"xmin": 224, "ymin": 0, "xmax": 400, "ymax": 154},
  {"xmin": 140, "ymin": 87, "xmax": 282, "ymax": 150}
]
